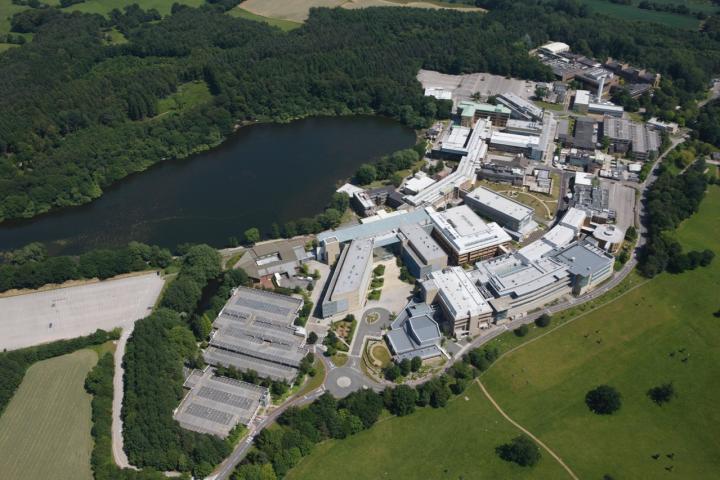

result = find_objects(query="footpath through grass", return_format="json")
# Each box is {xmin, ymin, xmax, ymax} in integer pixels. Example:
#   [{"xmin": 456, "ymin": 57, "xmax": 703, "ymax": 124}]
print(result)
[
  {"xmin": 0, "ymin": 349, "xmax": 99, "ymax": 480},
  {"xmin": 287, "ymin": 382, "xmax": 568, "ymax": 480},
  {"xmin": 482, "ymin": 185, "xmax": 720, "ymax": 479}
]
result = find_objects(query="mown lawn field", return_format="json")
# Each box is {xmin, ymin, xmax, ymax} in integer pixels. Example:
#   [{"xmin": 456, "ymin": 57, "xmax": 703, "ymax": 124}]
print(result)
[
  {"xmin": 0, "ymin": 349, "xmax": 99, "ymax": 480},
  {"xmin": 287, "ymin": 382, "xmax": 568, "ymax": 480},
  {"xmin": 482, "ymin": 185, "xmax": 720, "ymax": 479}
]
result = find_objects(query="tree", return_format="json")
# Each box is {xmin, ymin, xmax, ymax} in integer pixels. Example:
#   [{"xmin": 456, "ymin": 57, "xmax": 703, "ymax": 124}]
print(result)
[
  {"xmin": 307, "ymin": 331, "xmax": 318, "ymax": 344},
  {"xmin": 410, "ymin": 356, "xmax": 422, "ymax": 372},
  {"xmin": 383, "ymin": 363, "xmax": 401, "ymax": 381},
  {"xmin": 341, "ymin": 390, "xmax": 383, "ymax": 428},
  {"xmin": 496, "ymin": 435, "xmax": 541, "ymax": 467},
  {"xmin": 535, "ymin": 314, "xmax": 551, "ymax": 328},
  {"xmin": 534, "ymin": 85, "xmax": 547, "ymax": 100},
  {"xmin": 625, "ymin": 225, "xmax": 638, "ymax": 242},
  {"xmin": 354, "ymin": 164, "xmax": 377, "ymax": 185},
  {"xmin": 585, "ymin": 385, "xmax": 622, "ymax": 415},
  {"xmin": 514, "ymin": 324, "xmax": 529, "ymax": 337},
  {"xmin": 161, "ymin": 276, "xmax": 202, "ymax": 313},
  {"xmin": 388, "ymin": 385, "xmax": 417, "ymax": 416},
  {"xmin": 399, "ymin": 358, "xmax": 411, "ymax": 376},
  {"xmin": 244, "ymin": 227, "xmax": 261, "ymax": 245},
  {"xmin": 647, "ymin": 383, "xmax": 675, "ymax": 405}
]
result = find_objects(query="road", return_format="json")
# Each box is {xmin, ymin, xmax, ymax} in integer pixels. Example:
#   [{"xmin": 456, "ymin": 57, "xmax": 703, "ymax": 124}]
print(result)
[
  {"xmin": 210, "ymin": 137, "xmax": 685, "ymax": 480},
  {"xmin": 111, "ymin": 324, "xmax": 137, "ymax": 470}
]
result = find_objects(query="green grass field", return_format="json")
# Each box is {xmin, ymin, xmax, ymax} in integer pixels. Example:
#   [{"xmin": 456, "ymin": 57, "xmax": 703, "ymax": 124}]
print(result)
[
  {"xmin": 0, "ymin": 349, "xmax": 99, "ymax": 480},
  {"xmin": 227, "ymin": 7, "xmax": 302, "ymax": 31},
  {"xmin": 576, "ymin": 0, "xmax": 700, "ymax": 29},
  {"xmin": 157, "ymin": 80, "xmax": 212, "ymax": 116},
  {"xmin": 287, "ymin": 382, "xmax": 568, "ymax": 480},
  {"xmin": 481, "ymin": 185, "xmax": 720, "ymax": 479}
]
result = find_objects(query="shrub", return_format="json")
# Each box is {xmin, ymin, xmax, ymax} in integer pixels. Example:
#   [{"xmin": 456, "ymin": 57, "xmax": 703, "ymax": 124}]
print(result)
[
  {"xmin": 585, "ymin": 385, "xmax": 622, "ymax": 414},
  {"xmin": 496, "ymin": 435, "xmax": 541, "ymax": 467},
  {"xmin": 410, "ymin": 356, "xmax": 422, "ymax": 372}
]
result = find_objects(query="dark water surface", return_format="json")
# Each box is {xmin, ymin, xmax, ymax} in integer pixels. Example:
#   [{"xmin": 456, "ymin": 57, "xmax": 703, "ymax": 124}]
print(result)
[{"xmin": 0, "ymin": 116, "xmax": 415, "ymax": 254}]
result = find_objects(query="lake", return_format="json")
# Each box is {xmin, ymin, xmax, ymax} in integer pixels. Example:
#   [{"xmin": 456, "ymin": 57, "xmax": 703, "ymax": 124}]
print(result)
[{"xmin": 0, "ymin": 116, "xmax": 415, "ymax": 254}]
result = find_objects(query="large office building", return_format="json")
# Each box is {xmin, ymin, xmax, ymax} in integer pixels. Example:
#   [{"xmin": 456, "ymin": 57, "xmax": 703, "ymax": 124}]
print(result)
[
  {"xmin": 458, "ymin": 100, "xmax": 511, "ymax": 127},
  {"xmin": 464, "ymin": 186, "xmax": 535, "ymax": 238},
  {"xmin": 321, "ymin": 238, "xmax": 374, "ymax": 318},
  {"xmin": 385, "ymin": 302, "xmax": 444, "ymax": 361},
  {"xmin": 551, "ymin": 241, "xmax": 614, "ymax": 294},
  {"xmin": 398, "ymin": 224, "xmax": 448, "ymax": 278},
  {"xmin": 174, "ymin": 369, "xmax": 270, "ymax": 438},
  {"xmin": 474, "ymin": 253, "xmax": 572, "ymax": 320},
  {"xmin": 429, "ymin": 205, "xmax": 512, "ymax": 265},
  {"xmin": 422, "ymin": 266, "xmax": 494, "ymax": 336},
  {"xmin": 489, "ymin": 131, "xmax": 543, "ymax": 160},
  {"xmin": 205, "ymin": 287, "xmax": 307, "ymax": 383}
]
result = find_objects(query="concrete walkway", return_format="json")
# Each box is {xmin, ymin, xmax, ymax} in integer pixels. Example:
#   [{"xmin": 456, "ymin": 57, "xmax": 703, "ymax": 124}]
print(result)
[{"xmin": 477, "ymin": 380, "xmax": 579, "ymax": 480}]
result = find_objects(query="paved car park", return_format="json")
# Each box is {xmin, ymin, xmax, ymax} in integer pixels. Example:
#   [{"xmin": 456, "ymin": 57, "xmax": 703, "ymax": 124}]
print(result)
[{"xmin": 0, "ymin": 273, "xmax": 164, "ymax": 351}]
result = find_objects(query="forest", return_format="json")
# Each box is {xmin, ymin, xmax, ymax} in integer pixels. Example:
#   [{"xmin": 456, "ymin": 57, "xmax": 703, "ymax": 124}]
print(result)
[{"xmin": 2, "ymin": 0, "xmax": 719, "ymax": 222}]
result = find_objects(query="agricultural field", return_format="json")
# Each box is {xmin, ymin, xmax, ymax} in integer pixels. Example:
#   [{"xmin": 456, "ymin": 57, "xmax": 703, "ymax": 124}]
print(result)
[
  {"xmin": 481, "ymin": 185, "xmax": 720, "ymax": 479},
  {"xmin": 239, "ymin": 0, "xmax": 482, "ymax": 23},
  {"xmin": 227, "ymin": 7, "xmax": 302, "ymax": 31},
  {"xmin": 287, "ymin": 382, "xmax": 568, "ymax": 480},
  {"xmin": 576, "ymin": 0, "xmax": 701, "ymax": 29},
  {"xmin": 0, "ymin": 349, "xmax": 99, "ymax": 480}
]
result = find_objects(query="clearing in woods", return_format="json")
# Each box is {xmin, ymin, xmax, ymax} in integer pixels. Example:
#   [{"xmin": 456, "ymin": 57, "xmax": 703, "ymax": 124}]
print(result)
[{"xmin": 0, "ymin": 349, "xmax": 99, "ymax": 480}]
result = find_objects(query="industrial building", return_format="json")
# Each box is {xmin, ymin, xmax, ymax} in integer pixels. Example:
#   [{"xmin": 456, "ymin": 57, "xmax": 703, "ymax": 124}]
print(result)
[
  {"xmin": 489, "ymin": 131, "xmax": 543, "ymax": 160},
  {"xmin": 385, "ymin": 301, "xmax": 444, "ymax": 361},
  {"xmin": 524, "ymin": 168, "xmax": 552, "ymax": 194},
  {"xmin": 573, "ymin": 90, "xmax": 591, "ymax": 113},
  {"xmin": 560, "ymin": 117, "xmax": 597, "ymax": 151},
  {"xmin": 458, "ymin": 100, "xmax": 511, "ymax": 127},
  {"xmin": 602, "ymin": 116, "xmax": 660, "ymax": 161},
  {"xmin": 205, "ymin": 287, "xmax": 307, "ymax": 382},
  {"xmin": 464, "ymin": 186, "xmax": 535, "ymax": 238},
  {"xmin": 497, "ymin": 92, "xmax": 544, "ymax": 122},
  {"xmin": 422, "ymin": 266, "xmax": 494, "ymax": 336},
  {"xmin": 174, "ymin": 368, "xmax": 269, "ymax": 438},
  {"xmin": 428, "ymin": 205, "xmax": 512, "ymax": 265},
  {"xmin": 398, "ymin": 223, "xmax": 448, "ymax": 278},
  {"xmin": 588, "ymin": 102, "xmax": 624, "ymax": 117},
  {"xmin": 321, "ymin": 238, "xmax": 374, "ymax": 318}
]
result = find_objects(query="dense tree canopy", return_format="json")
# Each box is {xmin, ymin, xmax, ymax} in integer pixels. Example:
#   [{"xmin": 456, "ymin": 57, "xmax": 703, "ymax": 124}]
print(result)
[{"xmin": 4, "ymin": 0, "xmax": 718, "ymax": 222}]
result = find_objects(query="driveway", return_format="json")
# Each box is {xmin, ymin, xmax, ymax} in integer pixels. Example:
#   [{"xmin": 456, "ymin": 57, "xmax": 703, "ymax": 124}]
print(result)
[
  {"xmin": 349, "ymin": 307, "xmax": 390, "ymax": 357},
  {"xmin": 324, "ymin": 356, "xmax": 383, "ymax": 398}
]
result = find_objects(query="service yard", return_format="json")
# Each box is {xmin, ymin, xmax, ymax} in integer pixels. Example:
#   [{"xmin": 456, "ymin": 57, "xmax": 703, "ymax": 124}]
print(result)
[{"xmin": 0, "ymin": 273, "xmax": 164, "ymax": 351}]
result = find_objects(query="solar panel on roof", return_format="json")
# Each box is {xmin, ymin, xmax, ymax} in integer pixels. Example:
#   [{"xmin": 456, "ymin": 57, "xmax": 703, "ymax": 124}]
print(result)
[
  {"xmin": 185, "ymin": 403, "xmax": 233, "ymax": 425},
  {"xmin": 197, "ymin": 386, "xmax": 253, "ymax": 410}
]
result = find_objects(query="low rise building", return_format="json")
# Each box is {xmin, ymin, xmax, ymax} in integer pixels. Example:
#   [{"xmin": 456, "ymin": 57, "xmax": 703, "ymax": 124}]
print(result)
[
  {"xmin": 489, "ymin": 131, "xmax": 543, "ymax": 160},
  {"xmin": 478, "ymin": 162, "xmax": 525, "ymax": 186},
  {"xmin": 205, "ymin": 287, "xmax": 307, "ymax": 382},
  {"xmin": 458, "ymin": 100, "xmax": 511, "ymax": 127},
  {"xmin": 422, "ymin": 266, "xmax": 493, "ymax": 336},
  {"xmin": 351, "ymin": 191, "xmax": 377, "ymax": 217},
  {"xmin": 550, "ymin": 241, "xmax": 614, "ymax": 294},
  {"xmin": 573, "ymin": 90, "xmax": 591, "ymax": 113},
  {"xmin": 524, "ymin": 168, "xmax": 552, "ymax": 194},
  {"xmin": 647, "ymin": 117, "xmax": 678, "ymax": 134},
  {"xmin": 497, "ymin": 92, "xmax": 544, "ymax": 122},
  {"xmin": 592, "ymin": 224, "xmax": 624, "ymax": 253},
  {"xmin": 428, "ymin": 205, "xmax": 512, "ymax": 265},
  {"xmin": 588, "ymin": 102, "xmax": 624, "ymax": 117},
  {"xmin": 403, "ymin": 171, "xmax": 436, "ymax": 195},
  {"xmin": 464, "ymin": 186, "xmax": 535, "ymax": 238},
  {"xmin": 321, "ymin": 238, "xmax": 374, "ymax": 318},
  {"xmin": 385, "ymin": 302, "xmax": 444, "ymax": 361},
  {"xmin": 398, "ymin": 224, "xmax": 448, "ymax": 278},
  {"xmin": 174, "ymin": 369, "xmax": 269, "ymax": 438},
  {"xmin": 235, "ymin": 237, "xmax": 313, "ymax": 282}
]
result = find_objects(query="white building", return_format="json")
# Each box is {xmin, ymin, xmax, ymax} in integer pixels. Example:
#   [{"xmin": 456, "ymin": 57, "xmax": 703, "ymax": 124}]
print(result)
[
  {"xmin": 573, "ymin": 90, "xmax": 591, "ymax": 113},
  {"xmin": 422, "ymin": 266, "xmax": 493, "ymax": 336},
  {"xmin": 428, "ymin": 205, "xmax": 512, "ymax": 265},
  {"xmin": 321, "ymin": 238, "xmax": 374, "ymax": 318},
  {"xmin": 403, "ymin": 171, "xmax": 436, "ymax": 195},
  {"xmin": 464, "ymin": 186, "xmax": 536, "ymax": 238}
]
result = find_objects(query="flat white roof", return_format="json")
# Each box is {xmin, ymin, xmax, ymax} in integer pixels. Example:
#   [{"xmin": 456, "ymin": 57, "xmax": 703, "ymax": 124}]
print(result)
[
  {"xmin": 575, "ymin": 90, "xmax": 591, "ymax": 106},
  {"xmin": 476, "ymin": 253, "xmax": 570, "ymax": 298},
  {"xmin": 517, "ymin": 239, "xmax": 555, "ymax": 262},
  {"xmin": 574, "ymin": 171, "xmax": 594, "ymax": 186},
  {"xmin": 425, "ymin": 87, "xmax": 452, "ymax": 100},
  {"xmin": 490, "ymin": 131, "xmax": 540, "ymax": 149},
  {"xmin": 559, "ymin": 207, "xmax": 587, "ymax": 231},
  {"xmin": 540, "ymin": 41, "xmax": 570, "ymax": 54},
  {"xmin": 466, "ymin": 186, "xmax": 533, "ymax": 222},
  {"xmin": 429, "ymin": 205, "xmax": 511, "ymax": 255},
  {"xmin": 336, "ymin": 183, "xmax": 364, "ymax": 197},
  {"xmin": 542, "ymin": 224, "xmax": 576, "ymax": 248},
  {"xmin": 589, "ymin": 102, "xmax": 624, "ymax": 113},
  {"xmin": 442, "ymin": 126, "xmax": 472, "ymax": 153},
  {"xmin": 405, "ymin": 175, "xmax": 436, "ymax": 194},
  {"xmin": 331, "ymin": 238, "xmax": 373, "ymax": 297},
  {"xmin": 428, "ymin": 267, "xmax": 492, "ymax": 319}
]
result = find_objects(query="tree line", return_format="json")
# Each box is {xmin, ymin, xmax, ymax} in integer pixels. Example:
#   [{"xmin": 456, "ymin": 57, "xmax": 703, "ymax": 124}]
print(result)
[
  {"xmin": 639, "ymin": 159, "xmax": 714, "ymax": 277},
  {"xmin": 0, "ymin": 241, "xmax": 172, "ymax": 293}
]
